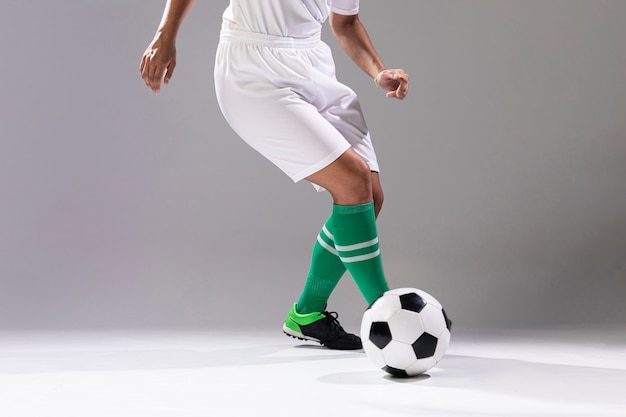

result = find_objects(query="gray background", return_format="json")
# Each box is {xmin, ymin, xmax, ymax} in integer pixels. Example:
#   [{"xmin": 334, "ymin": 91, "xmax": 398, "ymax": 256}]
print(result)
[{"xmin": 1, "ymin": 0, "xmax": 625, "ymax": 331}]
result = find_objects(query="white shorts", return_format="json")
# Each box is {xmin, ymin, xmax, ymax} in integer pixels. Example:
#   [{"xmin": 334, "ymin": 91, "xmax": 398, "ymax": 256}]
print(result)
[{"xmin": 214, "ymin": 29, "xmax": 379, "ymax": 187}]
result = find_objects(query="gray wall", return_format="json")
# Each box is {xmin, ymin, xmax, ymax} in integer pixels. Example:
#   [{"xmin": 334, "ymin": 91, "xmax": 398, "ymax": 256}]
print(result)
[{"xmin": 1, "ymin": 0, "xmax": 625, "ymax": 331}]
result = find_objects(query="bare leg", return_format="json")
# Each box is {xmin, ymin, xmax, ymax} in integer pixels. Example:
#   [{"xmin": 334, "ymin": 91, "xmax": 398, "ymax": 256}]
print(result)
[
  {"xmin": 305, "ymin": 148, "xmax": 374, "ymax": 205},
  {"xmin": 295, "ymin": 152, "xmax": 385, "ymax": 314},
  {"xmin": 306, "ymin": 148, "xmax": 384, "ymax": 217},
  {"xmin": 305, "ymin": 147, "xmax": 390, "ymax": 305},
  {"xmin": 371, "ymin": 171, "xmax": 384, "ymax": 218}
]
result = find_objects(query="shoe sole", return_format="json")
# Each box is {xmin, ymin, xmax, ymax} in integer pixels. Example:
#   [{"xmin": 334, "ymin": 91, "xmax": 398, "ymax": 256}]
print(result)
[{"xmin": 282, "ymin": 324, "xmax": 323, "ymax": 346}]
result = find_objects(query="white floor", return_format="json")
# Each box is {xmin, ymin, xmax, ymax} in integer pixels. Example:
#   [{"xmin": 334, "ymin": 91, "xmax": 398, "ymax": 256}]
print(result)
[{"xmin": 1, "ymin": 328, "xmax": 624, "ymax": 417}]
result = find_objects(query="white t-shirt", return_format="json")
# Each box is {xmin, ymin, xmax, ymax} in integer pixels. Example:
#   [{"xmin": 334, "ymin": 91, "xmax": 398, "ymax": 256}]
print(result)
[{"xmin": 222, "ymin": 0, "xmax": 360, "ymax": 38}]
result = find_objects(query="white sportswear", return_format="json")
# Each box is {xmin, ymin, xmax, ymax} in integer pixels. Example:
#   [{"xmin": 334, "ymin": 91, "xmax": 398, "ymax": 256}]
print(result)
[{"xmin": 214, "ymin": 0, "xmax": 379, "ymax": 186}]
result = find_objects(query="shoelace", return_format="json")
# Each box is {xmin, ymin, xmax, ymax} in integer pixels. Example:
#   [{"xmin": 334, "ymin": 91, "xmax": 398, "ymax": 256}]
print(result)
[{"xmin": 321, "ymin": 311, "xmax": 347, "ymax": 338}]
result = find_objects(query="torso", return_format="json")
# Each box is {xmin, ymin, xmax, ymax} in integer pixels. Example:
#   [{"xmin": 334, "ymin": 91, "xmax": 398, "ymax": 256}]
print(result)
[{"xmin": 221, "ymin": 0, "xmax": 358, "ymax": 38}]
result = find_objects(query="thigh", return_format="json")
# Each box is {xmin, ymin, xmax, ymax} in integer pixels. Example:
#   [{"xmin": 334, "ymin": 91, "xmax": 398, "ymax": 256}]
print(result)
[
  {"xmin": 312, "ymin": 66, "xmax": 380, "ymax": 174},
  {"xmin": 215, "ymin": 71, "xmax": 351, "ymax": 183}
]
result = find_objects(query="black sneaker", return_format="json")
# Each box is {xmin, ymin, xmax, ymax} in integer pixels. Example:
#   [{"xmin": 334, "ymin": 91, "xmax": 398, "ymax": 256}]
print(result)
[{"xmin": 282, "ymin": 303, "xmax": 362, "ymax": 350}]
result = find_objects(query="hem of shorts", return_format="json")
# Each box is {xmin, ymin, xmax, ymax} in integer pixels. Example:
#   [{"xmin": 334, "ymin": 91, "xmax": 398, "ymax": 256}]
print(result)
[{"xmin": 290, "ymin": 144, "xmax": 352, "ymax": 184}]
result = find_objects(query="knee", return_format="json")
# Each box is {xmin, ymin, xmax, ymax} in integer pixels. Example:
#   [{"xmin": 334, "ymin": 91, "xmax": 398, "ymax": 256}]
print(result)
[
  {"xmin": 327, "ymin": 158, "xmax": 372, "ymax": 205},
  {"xmin": 305, "ymin": 149, "xmax": 374, "ymax": 205},
  {"xmin": 343, "ymin": 158, "xmax": 373, "ymax": 201}
]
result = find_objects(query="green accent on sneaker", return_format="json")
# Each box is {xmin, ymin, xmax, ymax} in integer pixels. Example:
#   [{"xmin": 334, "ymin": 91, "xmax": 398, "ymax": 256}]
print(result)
[
  {"xmin": 284, "ymin": 303, "xmax": 324, "ymax": 333},
  {"xmin": 283, "ymin": 304, "xmax": 363, "ymax": 350}
]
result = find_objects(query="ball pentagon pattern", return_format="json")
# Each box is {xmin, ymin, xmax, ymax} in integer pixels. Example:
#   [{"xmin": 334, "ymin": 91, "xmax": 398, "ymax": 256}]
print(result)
[{"xmin": 369, "ymin": 321, "xmax": 392, "ymax": 349}]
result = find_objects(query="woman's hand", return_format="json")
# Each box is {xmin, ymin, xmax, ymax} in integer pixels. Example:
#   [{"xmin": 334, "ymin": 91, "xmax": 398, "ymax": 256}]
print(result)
[
  {"xmin": 375, "ymin": 69, "xmax": 409, "ymax": 100},
  {"xmin": 140, "ymin": 33, "xmax": 177, "ymax": 94}
]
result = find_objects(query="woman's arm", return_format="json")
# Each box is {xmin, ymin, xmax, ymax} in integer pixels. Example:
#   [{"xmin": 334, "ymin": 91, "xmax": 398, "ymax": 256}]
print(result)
[
  {"xmin": 140, "ymin": 0, "xmax": 196, "ymax": 94},
  {"xmin": 329, "ymin": 12, "xmax": 409, "ymax": 99}
]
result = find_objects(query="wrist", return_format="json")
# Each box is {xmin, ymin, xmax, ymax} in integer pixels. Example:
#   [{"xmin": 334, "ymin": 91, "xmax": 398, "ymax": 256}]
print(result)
[
  {"xmin": 373, "ymin": 69, "xmax": 385, "ymax": 87},
  {"xmin": 156, "ymin": 23, "xmax": 180, "ymax": 40}
]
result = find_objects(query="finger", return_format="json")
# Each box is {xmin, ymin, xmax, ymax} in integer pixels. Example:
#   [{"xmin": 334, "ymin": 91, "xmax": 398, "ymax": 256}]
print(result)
[
  {"xmin": 392, "ymin": 70, "xmax": 408, "ymax": 83},
  {"xmin": 384, "ymin": 72, "xmax": 403, "ymax": 90},
  {"xmin": 397, "ymin": 81, "xmax": 408, "ymax": 99},
  {"xmin": 393, "ymin": 73, "xmax": 409, "ymax": 99},
  {"xmin": 141, "ymin": 55, "xmax": 156, "ymax": 90},
  {"xmin": 140, "ymin": 55, "xmax": 152, "ymax": 87},
  {"xmin": 387, "ymin": 90, "xmax": 402, "ymax": 99},
  {"xmin": 386, "ymin": 72, "xmax": 400, "ymax": 86},
  {"xmin": 387, "ymin": 85, "xmax": 407, "ymax": 100},
  {"xmin": 395, "ymin": 86, "xmax": 407, "ymax": 99},
  {"xmin": 148, "ymin": 61, "xmax": 166, "ymax": 93},
  {"xmin": 146, "ymin": 62, "xmax": 157, "ymax": 92},
  {"xmin": 153, "ymin": 71, "xmax": 165, "ymax": 93},
  {"xmin": 164, "ymin": 60, "xmax": 176, "ymax": 85}
]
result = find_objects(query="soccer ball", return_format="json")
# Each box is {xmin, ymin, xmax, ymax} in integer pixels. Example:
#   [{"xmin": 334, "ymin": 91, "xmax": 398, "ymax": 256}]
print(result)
[{"xmin": 361, "ymin": 287, "xmax": 452, "ymax": 377}]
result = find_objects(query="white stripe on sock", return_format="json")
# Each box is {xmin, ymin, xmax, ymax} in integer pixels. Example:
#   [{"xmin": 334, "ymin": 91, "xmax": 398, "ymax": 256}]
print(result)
[
  {"xmin": 340, "ymin": 249, "xmax": 381, "ymax": 263},
  {"xmin": 335, "ymin": 237, "xmax": 379, "ymax": 252},
  {"xmin": 322, "ymin": 224, "xmax": 334, "ymax": 241},
  {"xmin": 317, "ymin": 234, "xmax": 338, "ymax": 256}
]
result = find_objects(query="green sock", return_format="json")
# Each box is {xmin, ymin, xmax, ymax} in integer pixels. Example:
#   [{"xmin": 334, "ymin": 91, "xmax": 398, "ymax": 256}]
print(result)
[
  {"xmin": 296, "ymin": 216, "xmax": 347, "ymax": 314},
  {"xmin": 332, "ymin": 202, "xmax": 389, "ymax": 305}
]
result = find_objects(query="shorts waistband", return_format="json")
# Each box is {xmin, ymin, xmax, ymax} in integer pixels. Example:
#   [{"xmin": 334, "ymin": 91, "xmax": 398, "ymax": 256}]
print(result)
[{"xmin": 219, "ymin": 29, "xmax": 321, "ymax": 49}]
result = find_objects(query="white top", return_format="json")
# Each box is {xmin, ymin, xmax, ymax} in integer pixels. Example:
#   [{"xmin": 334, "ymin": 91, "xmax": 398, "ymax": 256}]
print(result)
[{"xmin": 222, "ymin": 0, "xmax": 360, "ymax": 38}]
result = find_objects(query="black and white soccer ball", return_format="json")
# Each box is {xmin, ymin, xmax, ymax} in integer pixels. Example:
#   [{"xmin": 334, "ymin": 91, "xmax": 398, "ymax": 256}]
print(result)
[{"xmin": 361, "ymin": 287, "xmax": 452, "ymax": 377}]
